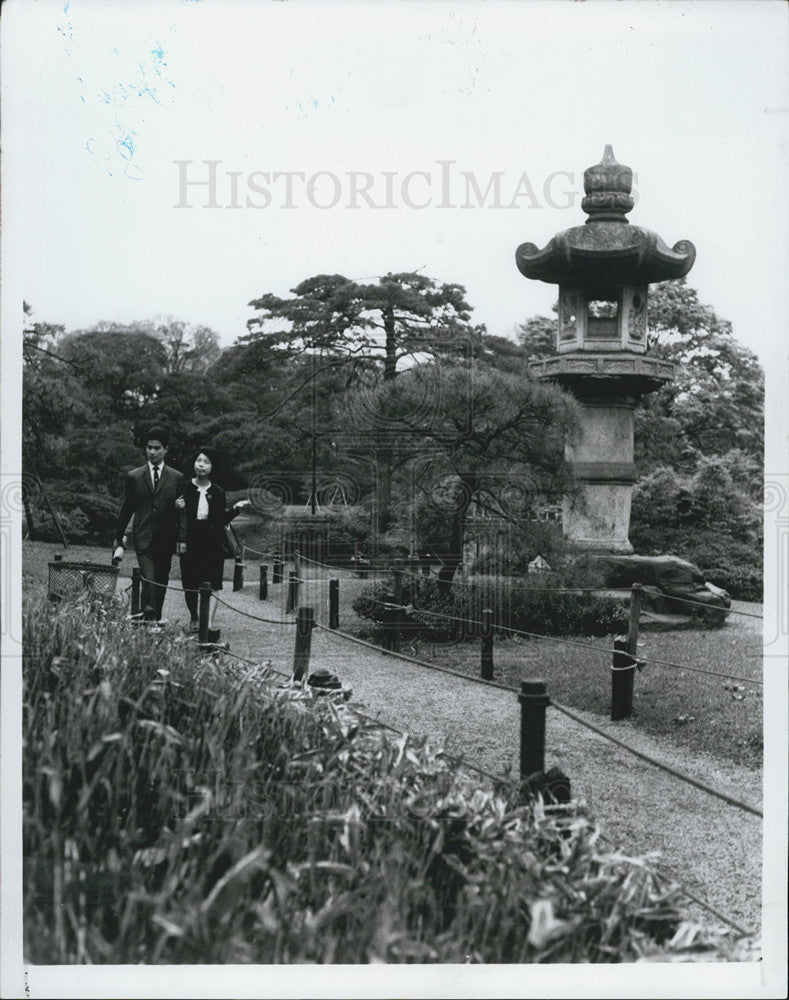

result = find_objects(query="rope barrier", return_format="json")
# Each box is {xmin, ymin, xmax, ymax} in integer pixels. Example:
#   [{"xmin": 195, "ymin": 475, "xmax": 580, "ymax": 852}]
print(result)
[
  {"xmin": 595, "ymin": 831, "xmax": 754, "ymax": 939},
  {"xmin": 549, "ymin": 700, "xmax": 762, "ymax": 817},
  {"xmin": 135, "ymin": 572, "xmax": 760, "ymax": 684},
  {"xmin": 363, "ymin": 596, "xmax": 762, "ymax": 685},
  {"xmin": 137, "ymin": 575, "xmax": 199, "ymax": 595},
  {"xmin": 655, "ymin": 592, "xmax": 763, "ymax": 619},
  {"xmin": 138, "ymin": 571, "xmax": 761, "ymax": 815},
  {"xmin": 314, "ymin": 622, "xmax": 517, "ymax": 693},
  {"xmin": 315, "ymin": 624, "xmax": 763, "ymax": 819},
  {"xmin": 240, "ymin": 542, "xmax": 276, "ymax": 559},
  {"xmin": 212, "ymin": 593, "xmax": 298, "ymax": 626},
  {"xmin": 397, "ymin": 567, "xmax": 763, "ymax": 619},
  {"xmin": 651, "ymin": 868, "xmax": 753, "ymax": 939},
  {"xmin": 639, "ymin": 655, "xmax": 761, "ymax": 686}
]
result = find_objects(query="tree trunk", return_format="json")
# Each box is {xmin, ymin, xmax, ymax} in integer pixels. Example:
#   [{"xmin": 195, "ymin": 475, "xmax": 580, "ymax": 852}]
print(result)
[
  {"xmin": 436, "ymin": 478, "xmax": 474, "ymax": 599},
  {"xmin": 377, "ymin": 303, "xmax": 398, "ymax": 527},
  {"xmin": 377, "ymin": 447, "xmax": 394, "ymax": 533},
  {"xmin": 383, "ymin": 305, "xmax": 397, "ymax": 382}
]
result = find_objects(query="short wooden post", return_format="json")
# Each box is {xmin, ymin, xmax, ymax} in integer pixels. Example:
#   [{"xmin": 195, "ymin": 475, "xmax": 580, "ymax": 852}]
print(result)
[
  {"xmin": 626, "ymin": 583, "xmax": 644, "ymax": 657},
  {"xmin": 273, "ymin": 559, "xmax": 283, "ymax": 585},
  {"xmin": 233, "ymin": 555, "xmax": 244, "ymax": 592},
  {"xmin": 519, "ymin": 680, "xmax": 550, "ymax": 779},
  {"xmin": 259, "ymin": 564, "xmax": 268, "ymax": 601},
  {"xmin": 611, "ymin": 583, "xmax": 643, "ymax": 721},
  {"xmin": 611, "ymin": 639, "xmax": 636, "ymax": 721},
  {"xmin": 286, "ymin": 570, "xmax": 299, "ymax": 613},
  {"xmin": 328, "ymin": 578, "xmax": 339, "ymax": 629},
  {"xmin": 393, "ymin": 566, "xmax": 404, "ymax": 646},
  {"xmin": 198, "ymin": 582, "xmax": 211, "ymax": 645},
  {"xmin": 480, "ymin": 608, "xmax": 494, "ymax": 680},
  {"xmin": 382, "ymin": 599, "xmax": 399, "ymax": 651},
  {"xmin": 292, "ymin": 605, "xmax": 314, "ymax": 682},
  {"xmin": 131, "ymin": 567, "xmax": 141, "ymax": 616}
]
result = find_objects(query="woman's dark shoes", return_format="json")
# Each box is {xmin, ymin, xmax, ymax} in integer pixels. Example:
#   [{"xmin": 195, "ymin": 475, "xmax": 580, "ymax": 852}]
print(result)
[
  {"xmin": 207, "ymin": 627, "xmax": 221, "ymax": 643},
  {"xmin": 188, "ymin": 619, "xmax": 200, "ymax": 633}
]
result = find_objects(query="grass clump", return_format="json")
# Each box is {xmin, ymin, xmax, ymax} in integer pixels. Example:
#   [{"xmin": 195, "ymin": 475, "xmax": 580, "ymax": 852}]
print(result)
[{"xmin": 24, "ymin": 595, "xmax": 739, "ymax": 963}]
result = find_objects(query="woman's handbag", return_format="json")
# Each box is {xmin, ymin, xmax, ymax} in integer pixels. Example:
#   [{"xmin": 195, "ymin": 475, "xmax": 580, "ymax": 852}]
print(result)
[{"xmin": 221, "ymin": 523, "xmax": 241, "ymax": 560}]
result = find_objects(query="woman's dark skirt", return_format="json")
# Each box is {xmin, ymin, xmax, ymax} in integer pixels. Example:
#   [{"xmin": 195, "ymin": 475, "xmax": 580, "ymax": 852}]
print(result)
[{"xmin": 180, "ymin": 522, "xmax": 225, "ymax": 592}]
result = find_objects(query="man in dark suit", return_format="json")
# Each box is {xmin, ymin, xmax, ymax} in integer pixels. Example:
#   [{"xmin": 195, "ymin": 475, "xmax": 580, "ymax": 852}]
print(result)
[{"xmin": 113, "ymin": 427, "xmax": 186, "ymax": 622}]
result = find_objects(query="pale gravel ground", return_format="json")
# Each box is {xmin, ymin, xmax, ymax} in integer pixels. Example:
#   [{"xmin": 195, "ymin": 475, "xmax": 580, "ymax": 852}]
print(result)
[{"xmin": 150, "ymin": 572, "xmax": 764, "ymax": 940}]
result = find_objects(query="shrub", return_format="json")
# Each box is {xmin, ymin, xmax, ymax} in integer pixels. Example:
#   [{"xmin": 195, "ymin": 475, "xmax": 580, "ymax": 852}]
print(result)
[
  {"xmin": 630, "ymin": 459, "xmax": 762, "ymax": 601},
  {"xmin": 352, "ymin": 574, "xmax": 628, "ymax": 640},
  {"xmin": 23, "ymin": 594, "xmax": 726, "ymax": 964}
]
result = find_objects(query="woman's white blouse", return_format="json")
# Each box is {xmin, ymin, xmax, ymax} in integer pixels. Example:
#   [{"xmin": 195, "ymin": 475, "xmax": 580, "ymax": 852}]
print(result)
[{"xmin": 193, "ymin": 480, "xmax": 210, "ymax": 520}]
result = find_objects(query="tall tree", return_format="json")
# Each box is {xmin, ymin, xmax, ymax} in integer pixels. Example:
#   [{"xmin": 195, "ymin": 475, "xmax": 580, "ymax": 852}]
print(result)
[
  {"xmin": 245, "ymin": 271, "xmax": 485, "ymax": 527},
  {"xmin": 363, "ymin": 361, "xmax": 579, "ymax": 592},
  {"xmin": 246, "ymin": 271, "xmax": 480, "ymax": 377},
  {"xmin": 638, "ymin": 280, "xmax": 763, "ymax": 473}
]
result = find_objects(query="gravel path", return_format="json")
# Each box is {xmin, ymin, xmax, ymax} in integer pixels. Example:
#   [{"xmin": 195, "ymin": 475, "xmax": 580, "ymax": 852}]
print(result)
[{"xmin": 153, "ymin": 574, "xmax": 764, "ymax": 938}]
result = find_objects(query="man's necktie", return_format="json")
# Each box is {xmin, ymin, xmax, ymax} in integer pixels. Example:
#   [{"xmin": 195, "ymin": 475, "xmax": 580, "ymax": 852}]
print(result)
[{"xmin": 153, "ymin": 465, "xmax": 160, "ymax": 491}]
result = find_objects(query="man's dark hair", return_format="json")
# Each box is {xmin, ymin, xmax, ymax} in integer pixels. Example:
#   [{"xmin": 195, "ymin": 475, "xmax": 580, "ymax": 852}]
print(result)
[{"xmin": 145, "ymin": 426, "xmax": 170, "ymax": 447}]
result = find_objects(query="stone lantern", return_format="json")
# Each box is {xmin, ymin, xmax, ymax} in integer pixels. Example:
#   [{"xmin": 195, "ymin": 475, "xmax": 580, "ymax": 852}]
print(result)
[{"xmin": 516, "ymin": 145, "xmax": 695, "ymax": 552}]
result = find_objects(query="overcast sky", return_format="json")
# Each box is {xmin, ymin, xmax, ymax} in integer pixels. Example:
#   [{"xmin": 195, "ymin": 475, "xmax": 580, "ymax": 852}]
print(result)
[{"xmin": 7, "ymin": 0, "xmax": 788, "ymax": 364}]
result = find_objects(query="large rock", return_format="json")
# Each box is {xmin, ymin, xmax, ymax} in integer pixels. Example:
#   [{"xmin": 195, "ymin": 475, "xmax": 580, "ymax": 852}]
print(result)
[{"xmin": 594, "ymin": 554, "xmax": 731, "ymax": 626}]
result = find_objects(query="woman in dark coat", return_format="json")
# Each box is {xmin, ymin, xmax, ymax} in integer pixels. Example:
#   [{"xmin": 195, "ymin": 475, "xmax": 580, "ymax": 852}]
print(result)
[{"xmin": 176, "ymin": 448, "xmax": 249, "ymax": 633}]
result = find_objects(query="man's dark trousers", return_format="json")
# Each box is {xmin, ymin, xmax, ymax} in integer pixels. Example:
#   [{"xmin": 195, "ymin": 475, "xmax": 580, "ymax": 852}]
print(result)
[{"xmin": 137, "ymin": 546, "xmax": 173, "ymax": 620}]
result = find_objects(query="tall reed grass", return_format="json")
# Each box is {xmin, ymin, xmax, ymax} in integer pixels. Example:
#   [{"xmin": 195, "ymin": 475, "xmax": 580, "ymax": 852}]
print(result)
[{"xmin": 23, "ymin": 593, "xmax": 729, "ymax": 963}]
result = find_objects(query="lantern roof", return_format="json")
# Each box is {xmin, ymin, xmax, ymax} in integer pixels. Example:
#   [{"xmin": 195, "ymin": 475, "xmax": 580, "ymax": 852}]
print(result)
[{"xmin": 516, "ymin": 146, "xmax": 695, "ymax": 287}]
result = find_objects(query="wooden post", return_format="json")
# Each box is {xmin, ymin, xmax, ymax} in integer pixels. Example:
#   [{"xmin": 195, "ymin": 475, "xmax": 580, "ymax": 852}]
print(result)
[
  {"xmin": 328, "ymin": 578, "xmax": 339, "ymax": 629},
  {"xmin": 392, "ymin": 566, "xmax": 404, "ymax": 647},
  {"xmin": 233, "ymin": 555, "xmax": 244, "ymax": 592},
  {"xmin": 292, "ymin": 605, "xmax": 314, "ymax": 682},
  {"xmin": 273, "ymin": 559, "xmax": 283, "ymax": 585},
  {"xmin": 611, "ymin": 584, "xmax": 644, "ymax": 721},
  {"xmin": 294, "ymin": 550, "xmax": 301, "ymax": 579},
  {"xmin": 381, "ymin": 599, "xmax": 399, "ymax": 651},
  {"xmin": 259, "ymin": 564, "xmax": 268, "ymax": 601},
  {"xmin": 480, "ymin": 608, "xmax": 494, "ymax": 680},
  {"xmin": 131, "ymin": 567, "xmax": 141, "ymax": 616},
  {"xmin": 518, "ymin": 680, "xmax": 550, "ymax": 779},
  {"xmin": 286, "ymin": 570, "xmax": 299, "ymax": 613},
  {"xmin": 198, "ymin": 582, "xmax": 211, "ymax": 645},
  {"xmin": 626, "ymin": 583, "xmax": 644, "ymax": 658},
  {"xmin": 611, "ymin": 639, "xmax": 636, "ymax": 721}
]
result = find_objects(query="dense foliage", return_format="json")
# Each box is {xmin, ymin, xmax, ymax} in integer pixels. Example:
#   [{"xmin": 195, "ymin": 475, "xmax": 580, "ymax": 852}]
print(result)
[
  {"xmin": 630, "ymin": 454, "xmax": 763, "ymax": 601},
  {"xmin": 25, "ymin": 594, "xmax": 731, "ymax": 965},
  {"xmin": 353, "ymin": 573, "xmax": 628, "ymax": 641},
  {"xmin": 24, "ymin": 277, "xmax": 763, "ymax": 599}
]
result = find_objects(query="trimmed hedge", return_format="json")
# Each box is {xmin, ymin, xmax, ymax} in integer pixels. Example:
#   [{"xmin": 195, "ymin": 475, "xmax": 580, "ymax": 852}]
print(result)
[{"xmin": 353, "ymin": 575, "xmax": 628, "ymax": 641}]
